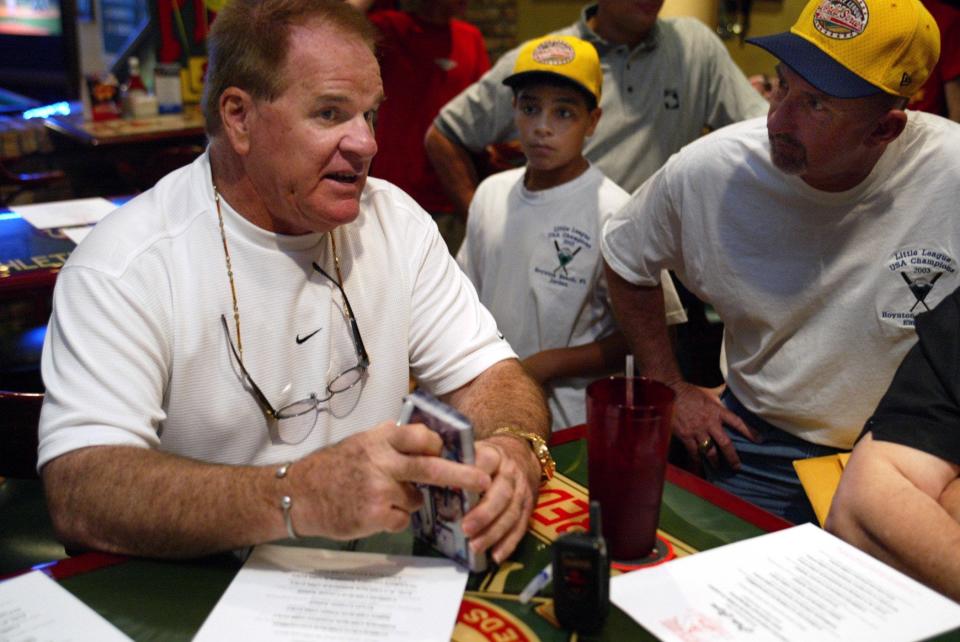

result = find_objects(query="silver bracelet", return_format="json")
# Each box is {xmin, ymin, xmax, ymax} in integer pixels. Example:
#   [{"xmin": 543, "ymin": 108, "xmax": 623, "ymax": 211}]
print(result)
[{"xmin": 275, "ymin": 462, "xmax": 300, "ymax": 540}]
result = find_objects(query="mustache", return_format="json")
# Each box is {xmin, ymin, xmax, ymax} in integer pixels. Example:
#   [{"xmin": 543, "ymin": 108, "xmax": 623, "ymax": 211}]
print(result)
[{"xmin": 769, "ymin": 133, "xmax": 804, "ymax": 151}]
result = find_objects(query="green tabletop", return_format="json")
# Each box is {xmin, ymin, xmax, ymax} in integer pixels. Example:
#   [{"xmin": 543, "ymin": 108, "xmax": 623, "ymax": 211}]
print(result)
[{"xmin": 3, "ymin": 434, "xmax": 957, "ymax": 641}]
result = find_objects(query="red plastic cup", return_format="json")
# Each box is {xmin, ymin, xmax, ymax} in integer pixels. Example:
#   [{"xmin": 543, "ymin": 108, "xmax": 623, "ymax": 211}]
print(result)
[{"xmin": 586, "ymin": 376, "xmax": 675, "ymax": 560}]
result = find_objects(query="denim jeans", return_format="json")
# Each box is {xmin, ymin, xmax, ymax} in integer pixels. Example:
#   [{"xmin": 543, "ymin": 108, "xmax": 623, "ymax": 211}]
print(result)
[{"xmin": 704, "ymin": 391, "xmax": 844, "ymax": 524}]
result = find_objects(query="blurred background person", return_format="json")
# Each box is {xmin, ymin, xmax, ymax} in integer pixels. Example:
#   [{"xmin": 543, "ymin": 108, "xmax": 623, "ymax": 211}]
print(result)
[
  {"xmin": 907, "ymin": 0, "xmax": 960, "ymax": 122},
  {"xmin": 349, "ymin": 0, "xmax": 490, "ymax": 252},
  {"xmin": 424, "ymin": 0, "xmax": 768, "ymax": 224}
]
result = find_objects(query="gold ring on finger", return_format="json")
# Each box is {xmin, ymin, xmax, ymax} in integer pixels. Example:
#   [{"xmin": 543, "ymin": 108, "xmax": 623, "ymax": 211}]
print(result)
[{"xmin": 698, "ymin": 437, "xmax": 714, "ymax": 455}]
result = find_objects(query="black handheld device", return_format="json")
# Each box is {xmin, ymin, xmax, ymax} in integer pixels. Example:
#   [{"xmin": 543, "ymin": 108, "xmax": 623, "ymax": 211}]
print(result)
[{"xmin": 552, "ymin": 500, "xmax": 610, "ymax": 634}]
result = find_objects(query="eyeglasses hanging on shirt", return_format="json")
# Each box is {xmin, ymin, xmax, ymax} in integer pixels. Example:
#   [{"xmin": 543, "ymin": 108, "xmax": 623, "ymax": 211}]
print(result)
[{"xmin": 214, "ymin": 184, "xmax": 370, "ymax": 444}]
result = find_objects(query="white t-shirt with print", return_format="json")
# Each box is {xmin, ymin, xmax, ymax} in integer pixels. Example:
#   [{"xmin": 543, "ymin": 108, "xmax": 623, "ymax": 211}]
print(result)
[
  {"xmin": 38, "ymin": 153, "xmax": 515, "ymax": 469},
  {"xmin": 603, "ymin": 112, "xmax": 960, "ymax": 449},
  {"xmin": 459, "ymin": 165, "xmax": 686, "ymax": 430}
]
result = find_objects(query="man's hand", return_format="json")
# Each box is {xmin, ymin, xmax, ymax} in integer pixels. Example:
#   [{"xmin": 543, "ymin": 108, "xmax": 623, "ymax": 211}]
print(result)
[
  {"xmin": 463, "ymin": 434, "xmax": 540, "ymax": 564},
  {"xmin": 603, "ymin": 268, "xmax": 761, "ymax": 469},
  {"xmin": 290, "ymin": 420, "xmax": 492, "ymax": 540},
  {"xmin": 671, "ymin": 382, "xmax": 759, "ymax": 470},
  {"xmin": 441, "ymin": 358, "xmax": 550, "ymax": 564}
]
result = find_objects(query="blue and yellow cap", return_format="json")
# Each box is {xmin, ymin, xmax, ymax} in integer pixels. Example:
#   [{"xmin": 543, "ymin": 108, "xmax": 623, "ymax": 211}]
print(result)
[{"xmin": 748, "ymin": 0, "xmax": 940, "ymax": 98}]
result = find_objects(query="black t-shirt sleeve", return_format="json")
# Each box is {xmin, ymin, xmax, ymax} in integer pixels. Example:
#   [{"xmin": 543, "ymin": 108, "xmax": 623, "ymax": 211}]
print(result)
[{"xmin": 863, "ymin": 287, "xmax": 960, "ymax": 466}]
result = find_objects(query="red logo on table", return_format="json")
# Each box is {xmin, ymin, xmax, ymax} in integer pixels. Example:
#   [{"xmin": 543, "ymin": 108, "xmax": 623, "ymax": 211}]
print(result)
[
  {"xmin": 455, "ymin": 596, "xmax": 537, "ymax": 642},
  {"xmin": 528, "ymin": 476, "xmax": 590, "ymax": 543}
]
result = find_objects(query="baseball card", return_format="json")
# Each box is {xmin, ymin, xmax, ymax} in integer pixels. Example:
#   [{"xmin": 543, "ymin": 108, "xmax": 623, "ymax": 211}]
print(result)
[{"xmin": 398, "ymin": 390, "xmax": 488, "ymax": 573}]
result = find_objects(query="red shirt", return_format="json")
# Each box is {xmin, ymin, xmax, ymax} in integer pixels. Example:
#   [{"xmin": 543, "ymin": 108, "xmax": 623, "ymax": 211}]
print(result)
[
  {"xmin": 908, "ymin": 0, "xmax": 960, "ymax": 116},
  {"xmin": 368, "ymin": 11, "xmax": 491, "ymax": 213}
]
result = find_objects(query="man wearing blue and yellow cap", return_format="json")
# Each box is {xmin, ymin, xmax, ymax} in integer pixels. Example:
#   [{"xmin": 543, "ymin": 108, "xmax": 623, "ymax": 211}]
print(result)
[{"xmin": 602, "ymin": 0, "xmax": 960, "ymax": 526}]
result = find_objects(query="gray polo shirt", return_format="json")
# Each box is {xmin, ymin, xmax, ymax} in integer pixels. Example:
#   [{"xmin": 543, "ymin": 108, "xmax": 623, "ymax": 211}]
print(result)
[{"xmin": 434, "ymin": 4, "xmax": 768, "ymax": 193}]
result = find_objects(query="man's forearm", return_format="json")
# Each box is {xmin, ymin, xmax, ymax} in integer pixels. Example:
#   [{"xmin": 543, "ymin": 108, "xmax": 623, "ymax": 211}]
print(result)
[
  {"xmin": 523, "ymin": 332, "xmax": 629, "ymax": 383},
  {"xmin": 424, "ymin": 124, "xmax": 480, "ymax": 220},
  {"xmin": 444, "ymin": 358, "xmax": 550, "ymax": 441},
  {"xmin": 43, "ymin": 421, "xmax": 493, "ymax": 559},
  {"xmin": 43, "ymin": 446, "xmax": 286, "ymax": 558},
  {"xmin": 830, "ymin": 482, "xmax": 960, "ymax": 601},
  {"xmin": 827, "ymin": 438, "xmax": 960, "ymax": 601},
  {"xmin": 604, "ymin": 262, "xmax": 683, "ymax": 385},
  {"xmin": 941, "ymin": 477, "xmax": 960, "ymax": 522}
]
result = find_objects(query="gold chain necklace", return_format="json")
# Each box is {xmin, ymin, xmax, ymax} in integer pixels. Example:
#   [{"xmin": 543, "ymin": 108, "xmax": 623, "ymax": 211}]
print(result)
[{"xmin": 212, "ymin": 184, "xmax": 343, "ymax": 362}]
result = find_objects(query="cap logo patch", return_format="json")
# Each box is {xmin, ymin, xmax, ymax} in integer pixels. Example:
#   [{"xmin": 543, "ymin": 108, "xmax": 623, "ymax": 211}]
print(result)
[
  {"xmin": 531, "ymin": 40, "xmax": 576, "ymax": 66},
  {"xmin": 812, "ymin": 0, "xmax": 869, "ymax": 39}
]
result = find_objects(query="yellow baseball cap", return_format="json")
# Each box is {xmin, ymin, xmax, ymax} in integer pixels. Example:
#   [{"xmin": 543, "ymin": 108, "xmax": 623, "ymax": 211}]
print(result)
[
  {"xmin": 748, "ymin": 0, "xmax": 940, "ymax": 98},
  {"xmin": 503, "ymin": 35, "xmax": 602, "ymax": 103}
]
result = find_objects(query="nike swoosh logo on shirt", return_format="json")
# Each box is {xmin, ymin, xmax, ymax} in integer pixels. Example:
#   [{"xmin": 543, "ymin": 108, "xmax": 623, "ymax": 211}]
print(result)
[{"xmin": 295, "ymin": 328, "xmax": 321, "ymax": 344}]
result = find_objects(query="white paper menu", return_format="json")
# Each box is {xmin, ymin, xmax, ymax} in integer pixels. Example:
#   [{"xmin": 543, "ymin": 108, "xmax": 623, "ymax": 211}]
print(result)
[
  {"xmin": 0, "ymin": 570, "xmax": 132, "ymax": 641},
  {"xmin": 10, "ymin": 197, "xmax": 116, "ymax": 230},
  {"xmin": 611, "ymin": 523, "xmax": 960, "ymax": 642},
  {"xmin": 193, "ymin": 545, "xmax": 469, "ymax": 642}
]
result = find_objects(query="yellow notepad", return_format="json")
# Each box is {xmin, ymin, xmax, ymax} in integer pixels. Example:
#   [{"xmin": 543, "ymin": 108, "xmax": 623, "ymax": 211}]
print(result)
[{"xmin": 793, "ymin": 452, "xmax": 851, "ymax": 526}]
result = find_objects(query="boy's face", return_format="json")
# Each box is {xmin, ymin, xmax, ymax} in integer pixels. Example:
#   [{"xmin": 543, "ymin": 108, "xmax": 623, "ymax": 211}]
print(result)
[{"xmin": 513, "ymin": 83, "xmax": 601, "ymax": 185}]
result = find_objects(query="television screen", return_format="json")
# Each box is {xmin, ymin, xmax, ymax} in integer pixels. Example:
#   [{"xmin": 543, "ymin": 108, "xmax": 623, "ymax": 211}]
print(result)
[
  {"xmin": 0, "ymin": 0, "xmax": 78, "ymax": 102},
  {"xmin": 0, "ymin": 0, "xmax": 63, "ymax": 36}
]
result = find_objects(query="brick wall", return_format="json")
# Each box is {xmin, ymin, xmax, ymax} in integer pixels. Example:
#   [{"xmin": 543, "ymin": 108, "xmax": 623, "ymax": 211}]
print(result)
[
  {"xmin": 395, "ymin": 0, "xmax": 519, "ymax": 62},
  {"xmin": 465, "ymin": 0, "xmax": 518, "ymax": 62}
]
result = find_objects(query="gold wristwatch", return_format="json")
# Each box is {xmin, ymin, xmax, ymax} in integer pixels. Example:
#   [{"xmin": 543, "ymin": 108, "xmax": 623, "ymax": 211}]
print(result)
[{"xmin": 492, "ymin": 426, "xmax": 556, "ymax": 482}]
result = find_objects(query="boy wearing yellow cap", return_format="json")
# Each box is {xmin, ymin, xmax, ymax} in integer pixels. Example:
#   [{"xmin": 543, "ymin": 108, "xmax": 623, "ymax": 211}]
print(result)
[
  {"xmin": 456, "ymin": 35, "xmax": 686, "ymax": 431},
  {"xmin": 602, "ymin": 0, "xmax": 960, "ymax": 524}
]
